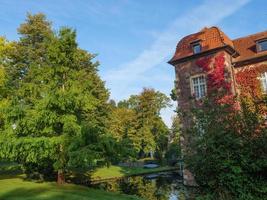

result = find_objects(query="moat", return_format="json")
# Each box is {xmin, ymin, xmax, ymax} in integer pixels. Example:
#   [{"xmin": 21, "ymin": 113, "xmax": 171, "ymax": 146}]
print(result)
[{"xmin": 91, "ymin": 171, "xmax": 195, "ymax": 200}]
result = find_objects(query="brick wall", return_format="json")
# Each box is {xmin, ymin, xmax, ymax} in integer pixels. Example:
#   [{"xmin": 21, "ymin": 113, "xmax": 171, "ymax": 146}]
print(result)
[{"xmin": 174, "ymin": 50, "xmax": 234, "ymax": 185}]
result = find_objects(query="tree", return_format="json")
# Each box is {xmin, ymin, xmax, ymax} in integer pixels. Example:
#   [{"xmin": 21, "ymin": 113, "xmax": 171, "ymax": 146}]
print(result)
[
  {"xmin": 109, "ymin": 106, "xmax": 138, "ymax": 160},
  {"xmin": 113, "ymin": 88, "xmax": 171, "ymax": 159},
  {"xmin": 170, "ymin": 115, "xmax": 181, "ymax": 143},
  {"xmin": 109, "ymin": 99, "xmax": 116, "ymax": 107},
  {"xmin": 133, "ymin": 88, "xmax": 170, "ymax": 157},
  {"xmin": 0, "ymin": 13, "xmax": 112, "ymax": 184},
  {"xmin": 0, "ymin": 37, "xmax": 13, "ymax": 131},
  {"xmin": 165, "ymin": 116, "xmax": 181, "ymax": 165}
]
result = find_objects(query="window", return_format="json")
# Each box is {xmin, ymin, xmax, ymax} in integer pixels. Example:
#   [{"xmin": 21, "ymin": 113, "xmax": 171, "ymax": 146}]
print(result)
[
  {"xmin": 191, "ymin": 75, "xmax": 207, "ymax": 99},
  {"xmin": 257, "ymin": 39, "xmax": 267, "ymax": 52},
  {"xmin": 192, "ymin": 42, "xmax": 201, "ymax": 54},
  {"xmin": 259, "ymin": 71, "xmax": 267, "ymax": 93}
]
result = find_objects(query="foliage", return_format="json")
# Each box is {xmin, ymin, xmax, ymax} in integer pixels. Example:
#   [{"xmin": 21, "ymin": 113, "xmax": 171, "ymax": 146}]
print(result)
[
  {"xmin": 186, "ymin": 53, "xmax": 267, "ymax": 199},
  {"xmin": 0, "ymin": 13, "xmax": 172, "ymax": 184},
  {"xmin": 109, "ymin": 107, "xmax": 138, "ymax": 160},
  {"xmin": 186, "ymin": 81, "xmax": 267, "ymax": 199},
  {"xmin": 196, "ymin": 53, "xmax": 234, "ymax": 105},
  {"xmin": 0, "ymin": 37, "xmax": 15, "ymax": 131},
  {"xmin": 110, "ymin": 88, "xmax": 171, "ymax": 160},
  {"xmin": 130, "ymin": 88, "xmax": 170, "ymax": 157},
  {"xmin": 235, "ymin": 64, "xmax": 267, "ymax": 115},
  {"xmin": 187, "ymin": 99, "xmax": 267, "ymax": 200},
  {"xmin": 0, "ymin": 161, "xmax": 22, "ymax": 175},
  {"xmin": 165, "ymin": 116, "xmax": 181, "ymax": 165},
  {"xmin": 0, "ymin": 13, "xmax": 115, "ymax": 182},
  {"xmin": 170, "ymin": 88, "xmax": 177, "ymax": 101},
  {"xmin": 165, "ymin": 143, "xmax": 180, "ymax": 165}
]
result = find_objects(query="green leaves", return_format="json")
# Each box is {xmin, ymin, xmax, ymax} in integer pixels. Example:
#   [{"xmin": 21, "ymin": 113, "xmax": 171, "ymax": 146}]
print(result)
[
  {"xmin": 187, "ymin": 97, "xmax": 267, "ymax": 200},
  {"xmin": 0, "ymin": 13, "xmax": 111, "ymax": 180},
  {"xmin": 110, "ymin": 88, "xmax": 171, "ymax": 160},
  {"xmin": 0, "ymin": 136, "xmax": 60, "ymax": 163}
]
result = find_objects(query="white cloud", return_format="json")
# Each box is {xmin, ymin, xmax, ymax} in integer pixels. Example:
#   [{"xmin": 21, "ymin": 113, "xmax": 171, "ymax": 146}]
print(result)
[{"xmin": 103, "ymin": 0, "xmax": 251, "ymax": 126}]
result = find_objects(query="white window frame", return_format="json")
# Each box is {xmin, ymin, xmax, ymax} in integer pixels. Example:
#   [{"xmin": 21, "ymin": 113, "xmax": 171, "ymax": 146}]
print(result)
[
  {"xmin": 259, "ymin": 71, "xmax": 267, "ymax": 94},
  {"xmin": 190, "ymin": 74, "xmax": 207, "ymax": 99}
]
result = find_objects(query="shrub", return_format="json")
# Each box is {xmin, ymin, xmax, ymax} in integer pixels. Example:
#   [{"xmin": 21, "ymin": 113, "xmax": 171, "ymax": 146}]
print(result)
[{"xmin": 187, "ymin": 99, "xmax": 267, "ymax": 200}]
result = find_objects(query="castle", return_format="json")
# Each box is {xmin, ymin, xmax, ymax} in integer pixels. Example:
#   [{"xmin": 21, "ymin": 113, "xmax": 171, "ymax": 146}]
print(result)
[{"xmin": 169, "ymin": 27, "xmax": 267, "ymax": 185}]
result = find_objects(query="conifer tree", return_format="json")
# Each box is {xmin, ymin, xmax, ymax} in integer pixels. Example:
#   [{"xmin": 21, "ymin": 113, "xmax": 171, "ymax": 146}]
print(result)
[{"xmin": 0, "ymin": 13, "xmax": 111, "ymax": 183}]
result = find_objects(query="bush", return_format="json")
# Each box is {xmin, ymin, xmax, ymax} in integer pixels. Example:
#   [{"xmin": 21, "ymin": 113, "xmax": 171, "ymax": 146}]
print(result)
[
  {"xmin": 165, "ymin": 142, "xmax": 181, "ymax": 166},
  {"xmin": 23, "ymin": 160, "xmax": 56, "ymax": 181},
  {"xmin": 0, "ymin": 161, "xmax": 22, "ymax": 175},
  {"xmin": 187, "ymin": 100, "xmax": 267, "ymax": 200}
]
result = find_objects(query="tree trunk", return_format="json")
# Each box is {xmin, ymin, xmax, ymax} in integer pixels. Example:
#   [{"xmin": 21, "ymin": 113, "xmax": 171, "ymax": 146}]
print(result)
[
  {"xmin": 57, "ymin": 169, "xmax": 65, "ymax": 185},
  {"xmin": 57, "ymin": 143, "xmax": 65, "ymax": 185},
  {"xmin": 150, "ymin": 150, "xmax": 154, "ymax": 159}
]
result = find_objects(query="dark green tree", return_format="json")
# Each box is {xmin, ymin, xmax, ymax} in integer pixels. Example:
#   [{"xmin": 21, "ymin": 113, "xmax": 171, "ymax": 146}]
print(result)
[{"xmin": 0, "ymin": 13, "xmax": 112, "ymax": 183}]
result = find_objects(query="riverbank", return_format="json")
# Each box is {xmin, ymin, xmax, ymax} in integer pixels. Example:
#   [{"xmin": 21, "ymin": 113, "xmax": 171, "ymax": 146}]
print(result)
[
  {"xmin": 90, "ymin": 165, "xmax": 178, "ymax": 182},
  {"xmin": 91, "ymin": 170, "xmax": 191, "ymax": 200},
  {"xmin": 0, "ymin": 162, "xmax": 180, "ymax": 199},
  {"xmin": 0, "ymin": 174, "xmax": 142, "ymax": 200}
]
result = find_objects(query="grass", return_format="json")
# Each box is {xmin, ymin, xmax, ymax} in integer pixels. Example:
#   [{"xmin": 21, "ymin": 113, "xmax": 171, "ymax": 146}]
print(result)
[
  {"xmin": 0, "ymin": 161, "xmax": 176, "ymax": 199},
  {"xmin": 0, "ymin": 174, "xmax": 141, "ymax": 200},
  {"xmin": 91, "ymin": 165, "xmax": 177, "ymax": 181}
]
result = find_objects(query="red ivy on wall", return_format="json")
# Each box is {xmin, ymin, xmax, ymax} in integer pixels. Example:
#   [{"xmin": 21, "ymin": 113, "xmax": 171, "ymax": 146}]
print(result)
[
  {"xmin": 196, "ymin": 52, "xmax": 235, "ymax": 106},
  {"xmin": 195, "ymin": 54, "xmax": 267, "ymax": 130},
  {"xmin": 235, "ymin": 66, "xmax": 265, "ymax": 99},
  {"xmin": 235, "ymin": 65, "xmax": 267, "ymax": 115}
]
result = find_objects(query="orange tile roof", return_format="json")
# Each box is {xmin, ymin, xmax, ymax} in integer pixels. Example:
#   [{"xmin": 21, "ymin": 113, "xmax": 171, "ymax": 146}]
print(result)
[
  {"xmin": 169, "ymin": 27, "xmax": 267, "ymax": 65},
  {"xmin": 233, "ymin": 30, "xmax": 267, "ymax": 63},
  {"xmin": 169, "ymin": 27, "xmax": 234, "ymax": 63}
]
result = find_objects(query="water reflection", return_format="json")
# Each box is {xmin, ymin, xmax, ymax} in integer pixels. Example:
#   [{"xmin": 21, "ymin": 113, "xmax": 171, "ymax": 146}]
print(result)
[{"xmin": 92, "ymin": 171, "xmax": 192, "ymax": 200}]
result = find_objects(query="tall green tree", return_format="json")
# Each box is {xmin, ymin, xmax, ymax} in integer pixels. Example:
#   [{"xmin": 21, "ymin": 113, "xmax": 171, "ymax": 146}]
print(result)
[
  {"xmin": 0, "ymin": 37, "xmax": 13, "ymax": 131},
  {"xmin": 109, "ymin": 106, "xmax": 138, "ymax": 160},
  {"xmin": 0, "ymin": 13, "xmax": 112, "ymax": 183},
  {"xmin": 133, "ymin": 88, "xmax": 170, "ymax": 157},
  {"xmin": 114, "ymin": 88, "xmax": 171, "ymax": 159},
  {"xmin": 165, "ymin": 116, "xmax": 181, "ymax": 164}
]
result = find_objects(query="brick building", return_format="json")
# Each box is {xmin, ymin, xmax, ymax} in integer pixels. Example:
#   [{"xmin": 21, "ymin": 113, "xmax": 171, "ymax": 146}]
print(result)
[{"xmin": 168, "ymin": 27, "xmax": 267, "ymax": 185}]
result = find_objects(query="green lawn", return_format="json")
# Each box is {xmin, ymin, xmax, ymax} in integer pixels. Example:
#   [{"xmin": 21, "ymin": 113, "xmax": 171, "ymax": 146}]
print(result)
[
  {"xmin": 91, "ymin": 165, "xmax": 177, "ymax": 181},
  {"xmin": 0, "ymin": 175, "xmax": 141, "ymax": 200},
  {"xmin": 0, "ymin": 162, "xmax": 176, "ymax": 199}
]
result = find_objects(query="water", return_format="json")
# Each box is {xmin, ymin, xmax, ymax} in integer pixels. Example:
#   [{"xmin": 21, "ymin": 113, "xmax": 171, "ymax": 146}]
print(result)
[{"xmin": 91, "ymin": 171, "xmax": 194, "ymax": 200}]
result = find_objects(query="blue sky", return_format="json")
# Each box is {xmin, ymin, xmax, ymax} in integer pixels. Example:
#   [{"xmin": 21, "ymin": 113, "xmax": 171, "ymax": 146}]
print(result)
[{"xmin": 0, "ymin": 0, "xmax": 265, "ymax": 126}]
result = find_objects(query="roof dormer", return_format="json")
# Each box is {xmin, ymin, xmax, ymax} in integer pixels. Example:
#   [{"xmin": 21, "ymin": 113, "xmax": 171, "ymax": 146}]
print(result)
[
  {"xmin": 256, "ymin": 39, "xmax": 267, "ymax": 52},
  {"xmin": 191, "ymin": 41, "xmax": 202, "ymax": 54}
]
